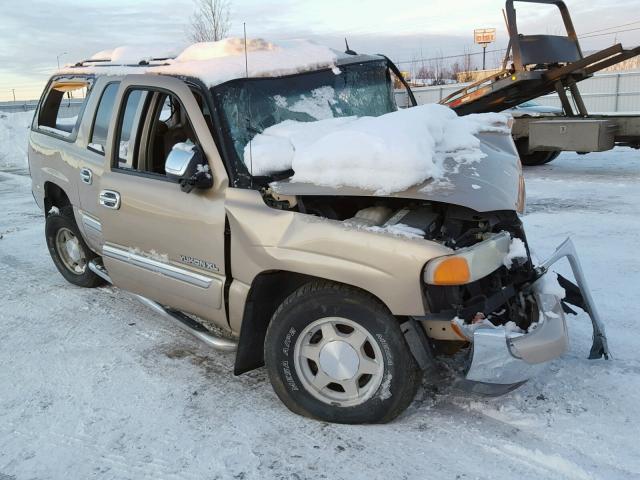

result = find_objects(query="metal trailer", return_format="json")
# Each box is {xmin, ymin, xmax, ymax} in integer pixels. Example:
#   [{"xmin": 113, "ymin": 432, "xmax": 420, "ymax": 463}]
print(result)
[{"xmin": 439, "ymin": 0, "xmax": 640, "ymax": 165}]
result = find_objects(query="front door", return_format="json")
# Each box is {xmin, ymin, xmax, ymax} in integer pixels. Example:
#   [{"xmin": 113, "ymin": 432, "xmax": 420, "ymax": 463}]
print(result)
[{"xmin": 98, "ymin": 75, "xmax": 229, "ymax": 330}]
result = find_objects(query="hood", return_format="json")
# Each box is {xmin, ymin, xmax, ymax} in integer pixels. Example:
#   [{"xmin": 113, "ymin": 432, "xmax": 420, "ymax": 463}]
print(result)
[{"xmin": 270, "ymin": 131, "xmax": 522, "ymax": 213}]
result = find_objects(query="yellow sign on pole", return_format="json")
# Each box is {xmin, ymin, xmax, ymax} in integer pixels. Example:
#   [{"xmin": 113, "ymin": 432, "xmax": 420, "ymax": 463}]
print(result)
[
  {"xmin": 474, "ymin": 28, "xmax": 497, "ymax": 46},
  {"xmin": 474, "ymin": 28, "xmax": 496, "ymax": 70}
]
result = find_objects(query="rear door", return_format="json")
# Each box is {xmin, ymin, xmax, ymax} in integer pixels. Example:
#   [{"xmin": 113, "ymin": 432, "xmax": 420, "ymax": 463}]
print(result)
[
  {"xmin": 98, "ymin": 75, "xmax": 230, "ymax": 330},
  {"xmin": 75, "ymin": 78, "xmax": 121, "ymax": 251}
]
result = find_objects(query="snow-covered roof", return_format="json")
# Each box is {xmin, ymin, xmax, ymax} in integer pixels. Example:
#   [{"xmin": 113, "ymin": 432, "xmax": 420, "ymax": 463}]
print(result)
[{"xmin": 57, "ymin": 38, "xmax": 362, "ymax": 88}]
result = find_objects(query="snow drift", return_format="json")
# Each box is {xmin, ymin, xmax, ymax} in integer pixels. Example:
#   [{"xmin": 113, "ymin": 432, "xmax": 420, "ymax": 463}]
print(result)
[
  {"xmin": 0, "ymin": 111, "xmax": 33, "ymax": 168},
  {"xmin": 245, "ymin": 104, "xmax": 511, "ymax": 194}
]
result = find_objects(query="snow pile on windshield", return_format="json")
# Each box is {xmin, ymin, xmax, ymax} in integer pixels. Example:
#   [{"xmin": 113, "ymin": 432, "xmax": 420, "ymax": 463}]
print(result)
[
  {"xmin": 245, "ymin": 104, "xmax": 511, "ymax": 194},
  {"xmin": 274, "ymin": 86, "xmax": 339, "ymax": 120}
]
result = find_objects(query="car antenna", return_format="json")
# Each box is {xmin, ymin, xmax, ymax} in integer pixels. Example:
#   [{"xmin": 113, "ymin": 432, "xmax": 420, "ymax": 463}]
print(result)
[
  {"xmin": 244, "ymin": 22, "xmax": 254, "ymax": 189},
  {"xmin": 345, "ymin": 38, "xmax": 357, "ymax": 55}
]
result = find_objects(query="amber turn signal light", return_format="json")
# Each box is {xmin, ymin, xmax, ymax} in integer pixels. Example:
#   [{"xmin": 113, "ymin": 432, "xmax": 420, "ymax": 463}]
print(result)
[{"xmin": 432, "ymin": 257, "xmax": 471, "ymax": 285}]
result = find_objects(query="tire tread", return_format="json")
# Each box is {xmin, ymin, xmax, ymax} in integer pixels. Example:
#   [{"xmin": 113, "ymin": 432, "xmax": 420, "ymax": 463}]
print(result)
[{"xmin": 265, "ymin": 279, "xmax": 422, "ymax": 424}]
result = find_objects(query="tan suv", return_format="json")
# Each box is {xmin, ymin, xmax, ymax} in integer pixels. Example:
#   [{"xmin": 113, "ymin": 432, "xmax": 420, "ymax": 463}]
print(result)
[{"xmin": 28, "ymin": 41, "xmax": 608, "ymax": 424}]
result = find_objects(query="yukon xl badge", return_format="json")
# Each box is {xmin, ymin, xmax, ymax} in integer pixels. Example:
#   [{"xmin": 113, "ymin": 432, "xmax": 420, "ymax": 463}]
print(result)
[{"xmin": 179, "ymin": 255, "xmax": 219, "ymax": 272}]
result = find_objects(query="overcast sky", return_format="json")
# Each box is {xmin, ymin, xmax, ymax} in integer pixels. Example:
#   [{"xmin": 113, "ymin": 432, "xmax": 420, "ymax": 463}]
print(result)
[{"xmin": 1, "ymin": 0, "xmax": 638, "ymax": 101}]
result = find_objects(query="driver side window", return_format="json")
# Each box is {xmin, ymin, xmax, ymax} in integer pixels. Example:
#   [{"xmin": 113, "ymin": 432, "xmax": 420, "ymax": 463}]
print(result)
[{"xmin": 114, "ymin": 88, "xmax": 201, "ymax": 177}]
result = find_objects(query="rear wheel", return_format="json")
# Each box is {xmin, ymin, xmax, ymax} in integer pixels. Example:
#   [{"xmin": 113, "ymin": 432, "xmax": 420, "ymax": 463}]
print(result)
[
  {"xmin": 264, "ymin": 281, "xmax": 422, "ymax": 424},
  {"xmin": 45, "ymin": 206, "xmax": 104, "ymax": 288},
  {"xmin": 547, "ymin": 151, "xmax": 561, "ymax": 162},
  {"xmin": 516, "ymin": 138, "xmax": 560, "ymax": 166}
]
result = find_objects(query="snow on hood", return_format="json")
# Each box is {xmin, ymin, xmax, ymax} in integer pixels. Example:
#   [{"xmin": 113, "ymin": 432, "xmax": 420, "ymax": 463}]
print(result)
[
  {"xmin": 270, "ymin": 107, "xmax": 522, "ymax": 212},
  {"xmin": 58, "ymin": 38, "xmax": 344, "ymax": 88},
  {"xmin": 249, "ymin": 104, "xmax": 511, "ymax": 195}
]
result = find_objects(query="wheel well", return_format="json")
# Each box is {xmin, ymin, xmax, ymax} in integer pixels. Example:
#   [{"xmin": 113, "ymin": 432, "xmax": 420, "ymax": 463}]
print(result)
[
  {"xmin": 44, "ymin": 181, "xmax": 71, "ymax": 214},
  {"xmin": 233, "ymin": 271, "xmax": 390, "ymax": 375}
]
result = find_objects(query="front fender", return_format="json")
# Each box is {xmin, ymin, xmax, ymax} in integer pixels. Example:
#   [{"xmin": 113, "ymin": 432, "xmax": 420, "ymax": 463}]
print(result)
[{"xmin": 225, "ymin": 188, "xmax": 452, "ymax": 316}]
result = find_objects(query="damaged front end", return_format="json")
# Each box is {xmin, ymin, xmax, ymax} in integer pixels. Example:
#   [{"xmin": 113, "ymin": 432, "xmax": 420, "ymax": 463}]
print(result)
[
  {"xmin": 420, "ymin": 233, "xmax": 610, "ymax": 395},
  {"xmin": 265, "ymin": 128, "xmax": 609, "ymax": 395}
]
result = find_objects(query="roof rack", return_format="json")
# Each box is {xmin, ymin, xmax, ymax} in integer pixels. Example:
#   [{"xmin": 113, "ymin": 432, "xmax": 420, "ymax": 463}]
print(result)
[{"xmin": 69, "ymin": 56, "xmax": 176, "ymax": 69}]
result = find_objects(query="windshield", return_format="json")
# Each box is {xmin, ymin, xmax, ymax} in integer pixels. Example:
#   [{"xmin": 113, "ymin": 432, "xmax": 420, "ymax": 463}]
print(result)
[{"xmin": 212, "ymin": 59, "xmax": 397, "ymax": 187}]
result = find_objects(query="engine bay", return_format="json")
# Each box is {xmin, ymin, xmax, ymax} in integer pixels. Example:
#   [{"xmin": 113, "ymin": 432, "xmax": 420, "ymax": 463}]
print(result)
[{"xmin": 263, "ymin": 189, "xmax": 541, "ymax": 342}]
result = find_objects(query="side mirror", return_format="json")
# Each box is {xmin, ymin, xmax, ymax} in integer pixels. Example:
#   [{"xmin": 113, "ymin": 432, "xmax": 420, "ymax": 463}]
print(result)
[{"xmin": 165, "ymin": 143, "xmax": 213, "ymax": 193}]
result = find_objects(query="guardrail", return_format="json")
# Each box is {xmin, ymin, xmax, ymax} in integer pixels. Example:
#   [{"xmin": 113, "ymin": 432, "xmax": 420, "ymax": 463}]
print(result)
[
  {"xmin": 396, "ymin": 70, "xmax": 640, "ymax": 112},
  {"xmin": 0, "ymin": 101, "xmax": 39, "ymax": 113},
  {"xmin": 0, "ymin": 99, "xmax": 85, "ymax": 114}
]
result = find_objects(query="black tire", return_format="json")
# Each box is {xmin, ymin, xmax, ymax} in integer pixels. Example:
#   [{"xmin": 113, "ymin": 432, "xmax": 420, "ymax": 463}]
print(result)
[
  {"xmin": 45, "ymin": 206, "xmax": 104, "ymax": 288},
  {"xmin": 516, "ymin": 138, "xmax": 559, "ymax": 166},
  {"xmin": 520, "ymin": 150, "xmax": 556, "ymax": 166},
  {"xmin": 547, "ymin": 151, "xmax": 561, "ymax": 162},
  {"xmin": 264, "ymin": 281, "xmax": 422, "ymax": 424}
]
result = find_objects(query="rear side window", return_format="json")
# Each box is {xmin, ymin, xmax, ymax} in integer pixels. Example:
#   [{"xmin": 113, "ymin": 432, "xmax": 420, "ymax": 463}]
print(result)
[
  {"xmin": 88, "ymin": 83, "xmax": 120, "ymax": 154},
  {"xmin": 38, "ymin": 80, "xmax": 90, "ymax": 138}
]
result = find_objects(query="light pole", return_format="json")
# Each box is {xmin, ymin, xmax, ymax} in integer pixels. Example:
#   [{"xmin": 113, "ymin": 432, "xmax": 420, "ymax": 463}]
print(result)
[
  {"xmin": 56, "ymin": 52, "xmax": 68, "ymax": 70},
  {"xmin": 11, "ymin": 89, "xmax": 16, "ymax": 103},
  {"xmin": 482, "ymin": 44, "xmax": 487, "ymax": 70}
]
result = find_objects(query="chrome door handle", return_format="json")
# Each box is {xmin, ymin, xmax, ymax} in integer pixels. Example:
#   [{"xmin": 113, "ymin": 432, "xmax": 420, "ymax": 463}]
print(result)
[
  {"xmin": 99, "ymin": 190, "xmax": 121, "ymax": 210},
  {"xmin": 80, "ymin": 168, "xmax": 93, "ymax": 185}
]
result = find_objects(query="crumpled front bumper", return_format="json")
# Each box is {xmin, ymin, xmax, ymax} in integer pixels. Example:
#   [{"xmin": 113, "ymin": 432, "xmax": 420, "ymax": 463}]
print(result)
[
  {"xmin": 460, "ymin": 237, "xmax": 609, "ymax": 396},
  {"xmin": 460, "ymin": 292, "xmax": 568, "ymax": 395}
]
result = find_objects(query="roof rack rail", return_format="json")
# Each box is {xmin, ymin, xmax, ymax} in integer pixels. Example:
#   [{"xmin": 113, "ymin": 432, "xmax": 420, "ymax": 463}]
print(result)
[
  {"xmin": 68, "ymin": 56, "xmax": 176, "ymax": 69},
  {"xmin": 73, "ymin": 59, "xmax": 110, "ymax": 67}
]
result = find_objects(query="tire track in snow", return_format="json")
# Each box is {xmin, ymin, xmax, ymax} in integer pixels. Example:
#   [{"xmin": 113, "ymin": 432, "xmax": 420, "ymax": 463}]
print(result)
[{"xmin": 440, "ymin": 400, "xmax": 633, "ymax": 479}]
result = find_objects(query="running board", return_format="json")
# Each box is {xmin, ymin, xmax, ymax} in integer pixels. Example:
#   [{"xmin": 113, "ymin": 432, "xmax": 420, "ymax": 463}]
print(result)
[{"xmin": 88, "ymin": 260, "xmax": 237, "ymax": 352}]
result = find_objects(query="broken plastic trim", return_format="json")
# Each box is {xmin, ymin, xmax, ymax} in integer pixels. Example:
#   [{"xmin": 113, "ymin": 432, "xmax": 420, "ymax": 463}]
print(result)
[
  {"xmin": 537, "ymin": 237, "xmax": 610, "ymax": 360},
  {"xmin": 461, "ymin": 291, "xmax": 567, "ymax": 391}
]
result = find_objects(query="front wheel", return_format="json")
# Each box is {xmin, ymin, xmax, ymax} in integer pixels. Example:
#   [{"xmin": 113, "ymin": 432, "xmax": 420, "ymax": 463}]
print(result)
[
  {"xmin": 45, "ymin": 206, "xmax": 104, "ymax": 288},
  {"xmin": 264, "ymin": 281, "xmax": 422, "ymax": 424}
]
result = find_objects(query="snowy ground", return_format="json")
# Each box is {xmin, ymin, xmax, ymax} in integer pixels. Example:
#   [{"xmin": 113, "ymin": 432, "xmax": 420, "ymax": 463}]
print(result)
[{"xmin": 1, "ymin": 111, "xmax": 639, "ymax": 479}]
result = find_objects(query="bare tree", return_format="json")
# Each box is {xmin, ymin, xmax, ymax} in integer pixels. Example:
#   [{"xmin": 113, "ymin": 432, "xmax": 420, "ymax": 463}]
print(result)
[
  {"xmin": 428, "ymin": 50, "xmax": 455, "ymax": 85},
  {"xmin": 450, "ymin": 61, "xmax": 462, "ymax": 80},
  {"xmin": 187, "ymin": 0, "xmax": 231, "ymax": 43},
  {"xmin": 462, "ymin": 47, "xmax": 473, "ymax": 74},
  {"xmin": 416, "ymin": 65, "xmax": 434, "ymax": 80},
  {"xmin": 492, "ymin": 50, "xmax": 503, "ymax": 70},
  {"xmin": 455, "ymin": 47, "xmax": 474, "ymax": 82}
]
